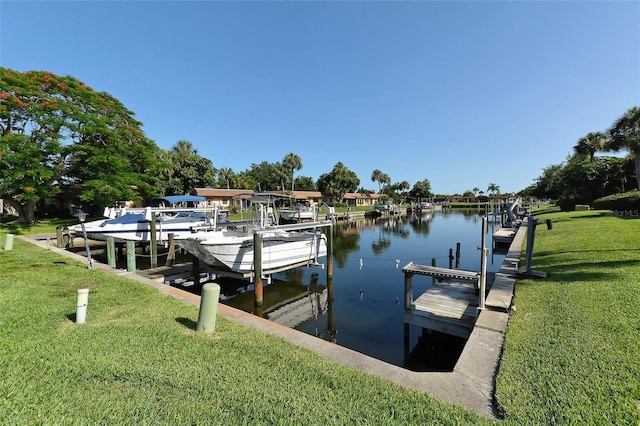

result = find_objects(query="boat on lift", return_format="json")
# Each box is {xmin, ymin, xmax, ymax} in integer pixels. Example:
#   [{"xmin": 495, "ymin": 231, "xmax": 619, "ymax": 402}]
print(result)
[
  {"xmin": 66, "ymin": 195, "xmax": 220, "ymax": 244},
  {"xmin": 174, "ymin": 193, "xmax": 330, "ymax": 274}
]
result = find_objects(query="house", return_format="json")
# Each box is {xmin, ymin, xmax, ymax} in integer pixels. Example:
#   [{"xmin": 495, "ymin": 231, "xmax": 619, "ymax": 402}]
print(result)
[
  {"xmin": 267, "ymin": 190, "xmax": 324, "ymax": 207},
  {"xmin": 193, "ymin": 188, "xmax": 254, "ymax": 211},
  {"xmin": 336, "ymin": 193, "xmax": 382, "ymax": 208}
]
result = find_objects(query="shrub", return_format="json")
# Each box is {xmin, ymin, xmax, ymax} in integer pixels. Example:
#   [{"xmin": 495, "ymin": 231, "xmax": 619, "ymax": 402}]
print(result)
[{"xmin": 592, "ymin": 190, "xmax": 640, "ymax": 211}]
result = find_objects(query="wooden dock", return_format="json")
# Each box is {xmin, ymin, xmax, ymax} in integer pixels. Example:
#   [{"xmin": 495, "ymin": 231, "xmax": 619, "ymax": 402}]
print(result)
[
  {"xmin": 402, "ymin": 263, "xmax": 482, "ymax": 339},
  {"xmin": 492, "ymin": 227, "xmax": 516, "ymax": 247}
]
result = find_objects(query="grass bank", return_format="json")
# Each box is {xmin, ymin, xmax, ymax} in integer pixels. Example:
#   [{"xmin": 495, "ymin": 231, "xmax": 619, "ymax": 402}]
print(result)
[
  {"xmin": 2, "ymin": 210, "xmax": 639, "ymax": 424},
  {"xmin": 0, "ymin": 229, "xmax": 485, "ymax": 425},
  {"xmin": 495, "ymin": 209, "xmax": 640, "ymax": 424}
]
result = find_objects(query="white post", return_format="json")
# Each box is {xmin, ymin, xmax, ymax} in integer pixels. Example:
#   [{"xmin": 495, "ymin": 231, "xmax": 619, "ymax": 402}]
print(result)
[
  {"xmin": 3, "ymin": 233, "xmax": 14, "ymax": 250},
  {"xmin": 479, "ymin": 216, "xmax": 488, "ymax": 310},
  {"xmin": 76, "ymin": 288, "xmax": 90, "ymax": 324}
]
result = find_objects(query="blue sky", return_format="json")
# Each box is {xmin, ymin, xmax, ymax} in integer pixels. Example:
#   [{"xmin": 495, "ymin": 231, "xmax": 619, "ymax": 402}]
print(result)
[{"xmin": 1, "ymin": 1, "xmax": 638, "ymax": 195}]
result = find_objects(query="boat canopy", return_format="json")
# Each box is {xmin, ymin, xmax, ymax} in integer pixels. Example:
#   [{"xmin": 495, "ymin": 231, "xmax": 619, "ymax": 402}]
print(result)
[{"xmin": 250, "ymin": 192, "xmax": 289, "ymax": 204}]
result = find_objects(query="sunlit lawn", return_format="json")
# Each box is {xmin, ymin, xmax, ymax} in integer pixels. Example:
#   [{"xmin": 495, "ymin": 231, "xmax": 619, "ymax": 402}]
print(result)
[
  {"xmin": 1, "ymin": 209, "xmax": 639, "ymax": 424},
  {"xmin": 496, "ymin": 209, "xmax": 640, "ymax": 424},
  {"xmin": 0, "ymin": 226, "xmax": 486, "ymax": 425}
]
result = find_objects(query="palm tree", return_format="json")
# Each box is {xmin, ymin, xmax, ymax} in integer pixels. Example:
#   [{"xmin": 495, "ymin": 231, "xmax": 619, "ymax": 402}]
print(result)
[
  {"xmin": 487, "ymin": 183, "xmax": 500, "ymax": 196},
  {"xmin": 371, "ymin": 169, "xmax": 390, "ymax": 194},
  {"xmin": 282, "ymin": 153, "xmax": 302, "ymax": 192},
  {"xmin": 574, "ymin": 132, "xmax": 606, "ymax": 162},
  {"xmin": 218, "ymin": 167, "xmax": 235, "ymax": 189},
  {"xmin": 172, "ymin": 140, "xmax": 197, "ymax": 162},
  {"xmin": 607, "ymin": 106, "xmax": 640, "ymax": 190},
  {"xmin": 472, "ymin": 187, "xmax": 480, "ymax": 197}
]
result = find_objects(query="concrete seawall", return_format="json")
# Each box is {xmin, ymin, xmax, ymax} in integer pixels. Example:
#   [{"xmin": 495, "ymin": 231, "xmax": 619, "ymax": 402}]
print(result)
[{"xmin": 22, "ymin": 221, "xmax": 525, "ymax": 419}]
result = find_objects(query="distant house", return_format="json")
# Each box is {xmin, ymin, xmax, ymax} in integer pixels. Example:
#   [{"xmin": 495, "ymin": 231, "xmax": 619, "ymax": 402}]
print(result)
[
  {"xmin": 193, "ymin": 188, "xmax": 254, "ymax": 211},
  {"xmin": 338, "ymin": 193, "xmax": 381, "ymax": 207},
  {"xmin": 267, "ymin": 190, "xmax": 324, "ymax": 207}
]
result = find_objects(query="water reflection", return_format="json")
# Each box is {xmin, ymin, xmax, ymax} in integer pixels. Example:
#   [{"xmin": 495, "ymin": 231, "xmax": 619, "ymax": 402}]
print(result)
[{"xmin": 216, "ymin": 210, "xmax": 506, "ymax": 372}]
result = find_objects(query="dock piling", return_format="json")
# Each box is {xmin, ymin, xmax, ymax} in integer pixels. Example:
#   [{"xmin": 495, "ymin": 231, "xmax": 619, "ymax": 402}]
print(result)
[
  {"xmin": 253, "ymin": 233, "xmax": 264, "ymax": 312},
  {"xmin": 107, "ymin": 237, "xmax": 116, "ymax": 268},
  {"xmin": 126, "ymin": 241, "xmax": 136, "ymax": 273},
  {"xmin": 150, "ymin": 212, "xmax": 158, "ymax": 268},
  {"xmin": 165, "ymin": 233, "xmax": 176, "ymax": 266}
]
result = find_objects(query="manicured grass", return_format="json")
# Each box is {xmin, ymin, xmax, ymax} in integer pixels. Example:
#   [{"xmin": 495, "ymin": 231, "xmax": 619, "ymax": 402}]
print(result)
[
  {"xmin": 495, "ymin": 209, "xmax": 640, "ymax": 424},
  {"xmin": 0, "ymin": 216, "xmax": 76, "ymax": 235},
  {"xmin": 2, "ymin": 210, "xmax": 638, "ymax": 424},
  {"xmin": 0, "ymin": 231, "xmax": 487, "ymax": 425}
]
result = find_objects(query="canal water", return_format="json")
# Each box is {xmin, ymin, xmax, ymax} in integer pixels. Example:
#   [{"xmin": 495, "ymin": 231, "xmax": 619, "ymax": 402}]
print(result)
[{"xmin": 218, "ymin": 209, "xmax": 507, "ymax": 372}]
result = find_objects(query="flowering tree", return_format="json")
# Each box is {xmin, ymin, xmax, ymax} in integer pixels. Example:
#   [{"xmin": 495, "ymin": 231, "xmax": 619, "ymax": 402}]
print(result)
[{"xmin": 0, "ymin": 68, "xmax": 162, "ymax": 223}]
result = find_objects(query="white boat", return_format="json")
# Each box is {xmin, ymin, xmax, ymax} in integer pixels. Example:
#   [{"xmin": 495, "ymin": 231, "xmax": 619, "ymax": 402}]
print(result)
[
  {"xmin": 174, "ymin": 193, "xmax": 329, "ymax": 274},
  {"xmin": 278, "ymin": 205, "xmax": 316, "ymax": 223},
  {"xmin": 176, "ymin": 225, "xmax": 327, "ymax": 274},
  {"xmin": 67, "ymin": 195, "xmax": 219, "ymax": 243}
]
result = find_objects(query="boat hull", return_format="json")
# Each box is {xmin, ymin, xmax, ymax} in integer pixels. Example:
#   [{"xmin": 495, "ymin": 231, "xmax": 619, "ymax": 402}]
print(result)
[
  {"xmin": 68, "ymin": 213, "xmax": 211, "ymax": 243},
  {"xmin": 176, "ymin": 229, "xmax": 327, "ymax": 273}
]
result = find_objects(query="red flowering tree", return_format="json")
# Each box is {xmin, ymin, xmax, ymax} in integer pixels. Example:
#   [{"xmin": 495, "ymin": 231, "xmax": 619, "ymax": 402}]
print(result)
[{"xmin": 0, "ymin": 68, "xmax": 164, "ymax": 223}]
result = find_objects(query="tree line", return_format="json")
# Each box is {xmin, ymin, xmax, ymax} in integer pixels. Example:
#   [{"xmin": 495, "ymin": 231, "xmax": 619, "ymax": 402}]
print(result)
[
  {"xmin": 0, "ymin": 68, "xmax": 433, "ymax": 223},
  {"xmin": 523, "ymin": 106, "xmax": 639, "ymax": 210}
]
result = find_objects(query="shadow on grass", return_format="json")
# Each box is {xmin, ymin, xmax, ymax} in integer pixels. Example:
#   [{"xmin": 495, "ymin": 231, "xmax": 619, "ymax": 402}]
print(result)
[
  {"xmin": 521, "ymin": 259, "xmax": 639, "ymax": 283},
  {"xmin": 176, "ymin": 317, "xmax": 197, "ymax": 330},
  {"xmin": 533, "ymin": 248, "xmax": 639, "ymax": 258}
]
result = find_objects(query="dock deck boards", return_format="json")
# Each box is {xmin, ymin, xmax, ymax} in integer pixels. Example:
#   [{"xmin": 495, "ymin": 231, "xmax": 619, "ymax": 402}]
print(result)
[
  {"xmin": 406, "ymin": 281, "xmax": 479, "ymax": 338},
  {"xmin": 402, "ymin": 262, "xmax": 482, "ymax": 338},
  {"xmin": 492, "ymin": 227, "xmax": 516, "ymax": 244}
]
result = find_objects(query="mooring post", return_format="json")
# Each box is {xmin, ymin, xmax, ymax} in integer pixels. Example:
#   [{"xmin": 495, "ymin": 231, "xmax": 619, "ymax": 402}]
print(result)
[
  {"xmin": 56, "ymin": 227, "xmax": 63, "ymax": 248},
  {"xmin": 326, "ymin": 226, "xmax": 333, "ymax": 280},
  {"xmin": 165, "ymin": 233, "xmax": 175, "ymax": 266},
  {"xmin": 192, "ymin": 255, "xmax": 200, "ymax": 288},
  {"xmin": 106, "ymin": 237, "xmax": 116, "ymax": 268},
  {"xmin": 479, "ymin": 216, "xmax": 488, "ymax": 310},
  {"xmin": 403, "ymin": 323, "xmax": 410, "ymax": 362},
  {"xmin": 455, "ymin": 242, "xmax": 461, "ymax": 268},
  {"xmin": 253, "ymin": 233, "xmax": 264, "ymax": 312},
  {"xmin": 448, "ymin": 248, "xmax": 454, "ymax": 269},
  {"xmin": 404, "ymin": 271, "xmax": 413, "ymax": 311},
  {"xmin": 431, "ymin": 258, "xmax": 438, "ymax": 285},
  {"xmin": 126, "ymin": 241, "xmax": 136, "ymax": 273},
  {"xmin": 150, "ymin": 212, "xmax": 158, "ymax": 269},
  {"xmin": 327, "ymin": 277, "xmax": 335, "ymax": 338}
]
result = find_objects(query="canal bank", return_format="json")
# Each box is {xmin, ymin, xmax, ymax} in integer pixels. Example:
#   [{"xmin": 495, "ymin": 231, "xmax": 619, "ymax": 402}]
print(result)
[{"xmin": 21, "ymin": 220, "xmax": 524, "ymax": 420}]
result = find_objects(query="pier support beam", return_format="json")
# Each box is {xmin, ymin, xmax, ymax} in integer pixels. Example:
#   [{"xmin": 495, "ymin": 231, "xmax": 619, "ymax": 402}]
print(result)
[
  {"xmin": 253, "ymin": 233, "xmax": 264, "ymax": 314},
  {"xmin": 404, "ymin": 271, "xmax": 413, "ymax": 311},
  {"xmin": 107, "ymin": 237, "xmax": 116, "ymax": 268},
  {"xmin": 165, "ymin": 233, "xmax": 176, "ymax": 266},
  {"xmin": 126, "ymin": 241, "xmax": 136, "ymax": 273},
  {"xmin": 326, "ymin": 227, "xmax": 333, "ymax": 280},
  {"xmin": 478, "ymin": 216, "xmax": 488, "ymax": 311},
  {"xmin": 150, "ymin": 212, "xmax": 158, "ymax": 268}
]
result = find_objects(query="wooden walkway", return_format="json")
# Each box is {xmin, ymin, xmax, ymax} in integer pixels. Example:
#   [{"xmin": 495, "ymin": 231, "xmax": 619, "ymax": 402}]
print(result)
[{"xmin": 402, "ymin": 262, "xmax": 482, "ymax": 339}]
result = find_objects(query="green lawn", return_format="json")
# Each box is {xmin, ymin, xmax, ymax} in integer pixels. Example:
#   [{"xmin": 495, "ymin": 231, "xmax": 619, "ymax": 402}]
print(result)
[
  {"xmin": 496, "ymin": 209, "xmax": 640, "ymax": 424},
  {"xmin": 0, "ymin": 229, "xmax": 486, "ymax": 425},
  {"xmin": 1, "ymin": 210, "xmax": 638, "ymax": 424}
]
